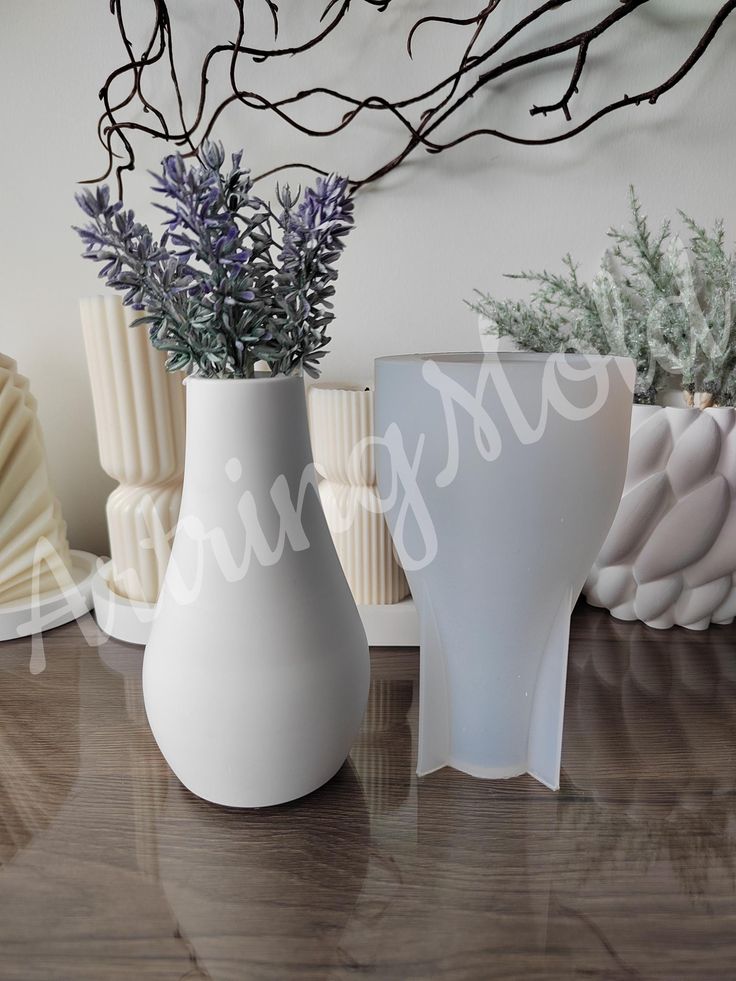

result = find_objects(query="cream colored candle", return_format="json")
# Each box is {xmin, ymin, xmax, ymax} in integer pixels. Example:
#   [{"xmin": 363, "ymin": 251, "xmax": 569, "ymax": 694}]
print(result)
[
  {"xmin": 308, "ymin": 384, "xmax": 408, "ymax": 605},
  {"xmin": 80, "ymin": 296, "xmax": 185, "ymax": 604},
  {"xmin": 0, "ymin": 354, "xmax": 73, "ymax": 604}
]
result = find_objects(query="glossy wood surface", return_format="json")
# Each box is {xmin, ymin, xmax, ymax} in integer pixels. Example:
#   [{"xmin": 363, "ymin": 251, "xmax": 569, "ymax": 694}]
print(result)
[{"xmin": 0, "ymin": 604, "xmax": 735, "ymax": 980}]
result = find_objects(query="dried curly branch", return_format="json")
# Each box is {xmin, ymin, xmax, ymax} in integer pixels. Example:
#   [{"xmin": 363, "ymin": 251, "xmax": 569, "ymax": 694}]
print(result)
[{"xmin": 88, "ymin": 0, "xmax": 736, "ymax": 197}]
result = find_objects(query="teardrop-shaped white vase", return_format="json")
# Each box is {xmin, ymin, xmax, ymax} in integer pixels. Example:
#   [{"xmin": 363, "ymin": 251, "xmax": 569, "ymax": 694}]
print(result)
[
  {"xmin": 374, "ymin": 353, "xmax": 635, "ymax": 790},
  {"xmin": 143, "ymin": 375, "xmax": 370, "ymax": 807}
]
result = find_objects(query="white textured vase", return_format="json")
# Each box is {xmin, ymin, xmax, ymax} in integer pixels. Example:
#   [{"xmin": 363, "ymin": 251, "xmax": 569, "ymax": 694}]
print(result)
[
  {"xmin": 375, "ymin": 353, "xmax": 635, "ymax": 790},
  {"xmin": 143, "ymin": 375, "xmax": 370, "ymax": 807},
  {"xmin": 307, "ymin": 384, "xmax": 408, "ymax": 605},
  {"xmin": 0, "ymin": 354, "xmax": 73, "ymax": 604},
  {"xmin": 584, "ymin": 405, "xmax": 736, "ymax": 630},
  {"xmin": 80, "ymin": 296, "xmax": 185, "ymax": 603}
]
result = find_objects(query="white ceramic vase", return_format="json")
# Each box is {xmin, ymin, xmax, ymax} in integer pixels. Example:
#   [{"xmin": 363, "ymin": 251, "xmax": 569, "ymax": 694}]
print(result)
[
  {"xmin": 374, "ymin": 353, "xmax": 635, "ymax": 790},
  {"xmin": 143, "ymin": 375, "xmax": 370, "ymax": 807},
  {"xmin": 584, "ymin": 404, "xmax": 736, "ymax": 629}
]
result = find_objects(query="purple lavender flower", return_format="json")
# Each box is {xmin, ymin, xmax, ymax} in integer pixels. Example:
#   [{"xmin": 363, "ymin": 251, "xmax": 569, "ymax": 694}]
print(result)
[{"xmin": 74, "ymin": 143, "xmax": 355, "ymax": 378}]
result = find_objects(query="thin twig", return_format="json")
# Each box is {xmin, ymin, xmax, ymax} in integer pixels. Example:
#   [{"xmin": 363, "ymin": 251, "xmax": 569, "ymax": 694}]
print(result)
[{"xmin": 84, "ymin": 0, "xmax": 736, "ymax": 197}]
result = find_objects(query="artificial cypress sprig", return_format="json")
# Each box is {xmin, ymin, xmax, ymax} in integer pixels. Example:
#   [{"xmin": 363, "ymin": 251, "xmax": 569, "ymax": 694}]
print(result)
[{"xmin": 470, "ymin": 187, "xmax": 736, "ymax": 406}]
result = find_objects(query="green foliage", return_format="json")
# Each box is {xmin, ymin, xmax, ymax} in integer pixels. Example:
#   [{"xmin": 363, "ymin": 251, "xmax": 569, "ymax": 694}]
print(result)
[{"xmin": 469, "ymin": 188, "xmax": 736, "ymax": 406}]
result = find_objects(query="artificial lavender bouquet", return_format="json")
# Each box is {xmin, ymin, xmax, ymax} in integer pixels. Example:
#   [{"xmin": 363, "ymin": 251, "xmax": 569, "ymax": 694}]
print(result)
[{"xmin": 74, "ymin": 142, "xmax": 355, "ymax": 378}]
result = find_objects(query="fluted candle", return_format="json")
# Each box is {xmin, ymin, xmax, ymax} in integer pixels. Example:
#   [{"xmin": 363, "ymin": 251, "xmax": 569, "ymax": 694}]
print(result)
[
  {"xmin": 308, "ymin": 384, "xmax": 408, "ymax": 606},
  {"xmin": 80, "ymin": 296, "xmax": 185, "ymax": 604}
]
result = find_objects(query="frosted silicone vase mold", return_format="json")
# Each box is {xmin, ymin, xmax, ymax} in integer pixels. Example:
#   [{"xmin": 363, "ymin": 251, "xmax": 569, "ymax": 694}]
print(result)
[
  {"xmin": 0, "ymin": 354, "xmax": 73, "ymax": 604},
  {"xmin": 374, "ymin": 353, "xmax": 635, "ymax": 790},
  {"xmin": 308, "ymin": 385, "xmax": 408, "ymax": 605},
  {"xmin": 80, "ymin": 296, "xmax": 185, "ymax": 603},
  {"xmin": 584, "ymin": 405, "xmax": 736, "ymax": 630}
]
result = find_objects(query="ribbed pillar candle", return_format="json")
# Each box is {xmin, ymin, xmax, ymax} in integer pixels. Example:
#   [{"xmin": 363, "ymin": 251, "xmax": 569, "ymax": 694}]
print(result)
[
  {"xmin": 80, "ymin": 296, "xmax": 185, "ymax": 604},
  {"xmin": 307, "ymin": 384, "xmax": 408, "ymax": 605}
]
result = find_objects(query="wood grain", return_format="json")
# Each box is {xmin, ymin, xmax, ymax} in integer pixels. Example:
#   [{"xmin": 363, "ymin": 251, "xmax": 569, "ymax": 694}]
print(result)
[{"xmin": 0, "ymin": 604, "xmax": 734, "ymax": 980}]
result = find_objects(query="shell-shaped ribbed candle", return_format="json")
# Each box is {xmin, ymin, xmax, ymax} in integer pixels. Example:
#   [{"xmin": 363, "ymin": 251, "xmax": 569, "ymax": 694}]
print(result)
[
  {"xmin": 80, "ymin": 296, "xmax": 185, "ymax": 604},
  {"xmin": 0, "ymin": 354, "xmax": 73, "ymax": 605},
  {"xmin": 308, "ymin": 384, "xmax": 408, "ymax": 606}
]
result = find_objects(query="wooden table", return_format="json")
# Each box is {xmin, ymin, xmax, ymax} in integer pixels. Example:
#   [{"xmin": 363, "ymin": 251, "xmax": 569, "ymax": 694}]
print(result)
[{"xmin": 0, "ymin": 604, "xmax": 734, "ymax": 980}]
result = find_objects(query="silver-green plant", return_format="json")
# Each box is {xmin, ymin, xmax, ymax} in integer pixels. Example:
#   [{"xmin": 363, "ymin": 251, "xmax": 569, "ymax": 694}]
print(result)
[
  {"xmin": 670, "ymin": 213, "xmax": 736, "ymax": 403},
  {"xmin": 469, "ymin": 188, "xmax": 736, "ymax": 406}
]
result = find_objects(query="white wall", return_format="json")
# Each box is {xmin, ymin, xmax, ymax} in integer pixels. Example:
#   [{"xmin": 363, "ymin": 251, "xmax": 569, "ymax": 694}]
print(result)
[{"xmin": 2, "ymin": 0, "xmax": 735, "ymax": 553}]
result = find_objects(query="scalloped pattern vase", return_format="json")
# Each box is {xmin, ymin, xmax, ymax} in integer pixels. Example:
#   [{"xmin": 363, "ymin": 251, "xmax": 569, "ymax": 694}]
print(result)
[
  {"xmin": 308, "ymin": 385, "xmax": 408, "ymax": 605},
  {"xmin": 0, "ymin": 354, "xmax": 73, "ymax": 605},
  {"xmin": 584, "ymin": 405, "xmax": 736, "ymax": 630},
  {"xmin": 80, "ymin": 297, "xmax": 186, "ymax": 604}
]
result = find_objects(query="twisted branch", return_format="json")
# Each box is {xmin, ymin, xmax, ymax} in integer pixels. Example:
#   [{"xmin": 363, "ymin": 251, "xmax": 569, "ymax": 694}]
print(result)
[{"xmin": 86, "ymin": 0, "xmax": 736, "ymax": 197}]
